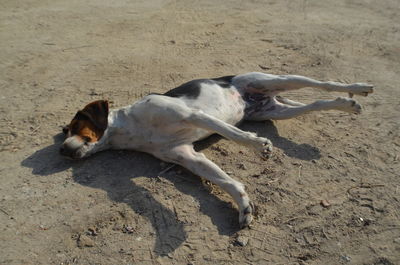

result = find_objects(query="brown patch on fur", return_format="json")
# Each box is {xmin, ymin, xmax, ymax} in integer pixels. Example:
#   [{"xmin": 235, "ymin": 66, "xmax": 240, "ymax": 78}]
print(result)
[
  {"xmin": 67, "ymin": 100, "xmax": 109, "ymax": 142},
  {"xmin": 69, "ymin": 120, "xmax": 102, "ymax": 142}
]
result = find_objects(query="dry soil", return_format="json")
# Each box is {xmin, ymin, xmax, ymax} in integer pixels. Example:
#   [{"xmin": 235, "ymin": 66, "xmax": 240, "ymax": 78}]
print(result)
[{"xmin": 1, "ymin": 0, "xmax": 399, "ymax": 264}]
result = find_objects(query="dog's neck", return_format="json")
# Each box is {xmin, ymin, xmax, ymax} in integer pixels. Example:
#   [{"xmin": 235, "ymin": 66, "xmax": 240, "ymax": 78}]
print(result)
[{"xmin": 85, "ymin": 104, "xmax": 147, "ymax": 156}]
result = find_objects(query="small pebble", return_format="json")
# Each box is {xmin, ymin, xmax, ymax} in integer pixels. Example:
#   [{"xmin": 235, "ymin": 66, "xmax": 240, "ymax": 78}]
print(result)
[
  {"xmin": 341, "ymin": 255, "xmax": 351, "ymax": 262},
  {"xmin": 88, "ymin": 227, "xmax": 97, "ymax": 236},
  {"xmin": 235, "ymin": 236, "xmax": 249, "ymax": 247},
  {"xmin": 123, "ymin": 225, "xmax": 134, "ymax": 234},
  {"xmin": 238, "ymin": 163, "xmax": 247, "ymax": 170},
  {"xmin": 39, "ymin": 225, "xmax": 48, "ymax": 230},
  {"xmin": 320, "ymin": 200, "xmax": 331, "ymax": 208},
  {"xmin": 295, "ymin": 237, "xmax": 305, "ymax": 244},
  {"xmin": 77, "ymin": 235, "xmax": 94, "ymax": 248}
]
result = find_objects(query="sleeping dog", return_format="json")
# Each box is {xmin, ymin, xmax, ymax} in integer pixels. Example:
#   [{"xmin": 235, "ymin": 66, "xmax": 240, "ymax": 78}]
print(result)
[{"xmin": 60, "ymin": 72, "xmax": 373, "ymax": 228}]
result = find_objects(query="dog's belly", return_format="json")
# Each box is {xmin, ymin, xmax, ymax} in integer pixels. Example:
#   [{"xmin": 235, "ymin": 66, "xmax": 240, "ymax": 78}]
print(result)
[
  {"xmin": 152, "ymin": 83, "xmax": 247, "ymax": 145},
  {"xmin": 182, "ymin": 83, "xmax": 246, "ymax": 126}
]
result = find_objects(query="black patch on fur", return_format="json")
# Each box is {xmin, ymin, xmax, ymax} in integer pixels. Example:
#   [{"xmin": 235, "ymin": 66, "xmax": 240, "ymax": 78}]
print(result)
[
  {"xmin": 243, "ymin": 94, "xmax": 272, "ymax": 118},
  {"xmin": 164, "ymin": 75, "xmax": 235, "ymax": 99},
  {"xmin": 264, "ymin": 105, "xmax": 276, "ymax": 111},
  {"xmin": 73, "ymin": 111, "xmax": 90, "ymax": 121},
  {"xmin": 243, "ymin": 92, "xmax": 267, "ymax": 103},
  {"xmin": 211, "ymin": 75, "xmax": 235, "ymax": 88},
  {"xmin": 164, "ymin": 80, "xmax": 202, "ymax": 99}
]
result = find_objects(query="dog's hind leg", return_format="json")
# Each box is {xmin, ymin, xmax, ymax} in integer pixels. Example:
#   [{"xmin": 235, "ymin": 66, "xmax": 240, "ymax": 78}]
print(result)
[
  {"xmin": 153, "ymin": 144, "xmax": 255, "ymax": 228},
  {"xmin": 275, "ymin": 96, "xmax": 305, "ymax": 106},
  {"xmin": 246, "ymin": 96, "xmax": 362, "ymax": 121},
  {"xmin": 233, "ymin": 72, "xmax": 374, "ymax": 96}
]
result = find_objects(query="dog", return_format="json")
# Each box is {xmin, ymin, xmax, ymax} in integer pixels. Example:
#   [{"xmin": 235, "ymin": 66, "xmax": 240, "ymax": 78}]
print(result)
[{"xmin": 60, "ymin": 72, "xmax": 373, "ymax": 228}]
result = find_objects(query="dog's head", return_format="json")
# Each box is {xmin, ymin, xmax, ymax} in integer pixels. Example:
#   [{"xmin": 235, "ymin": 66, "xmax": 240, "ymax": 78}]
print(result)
[{"xmin": 60, "ymin": 100, "xmax": 109, "ymax": 159}]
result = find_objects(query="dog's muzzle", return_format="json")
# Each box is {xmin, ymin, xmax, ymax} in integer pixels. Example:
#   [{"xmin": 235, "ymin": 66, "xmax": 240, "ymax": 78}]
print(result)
[
  {"xmin": 59, "ymin": 145, "xmax": 78, "ymax": 159},
  {"xmin": 60, "ymin": 136, "xmax": 85, "ymax": 159}
]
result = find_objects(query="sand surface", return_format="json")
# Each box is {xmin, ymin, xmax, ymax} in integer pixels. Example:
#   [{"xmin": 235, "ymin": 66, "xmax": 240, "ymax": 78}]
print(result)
[{"xmin": 1, "ymin": 0, "xmax": 399, "ymax": 264}]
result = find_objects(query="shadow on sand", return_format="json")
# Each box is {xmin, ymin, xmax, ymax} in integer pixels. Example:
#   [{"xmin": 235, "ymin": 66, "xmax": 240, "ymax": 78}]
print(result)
[
  {"xmin": 21, "ymin": 120, "xmax": 320, "ymax": 255},
  {"xmin": 241, "ymin": 120, "xmax": 321, "ymax": 161}
]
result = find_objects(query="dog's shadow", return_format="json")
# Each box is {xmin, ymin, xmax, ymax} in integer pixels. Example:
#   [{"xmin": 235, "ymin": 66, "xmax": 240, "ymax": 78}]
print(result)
[
  {"xmin": 241, "ymin": 120, "xmax": 321, "ymax": 161},
  {"xmin": 21, "ymin": 134, "xmax": 240, "ymax": 256},
  {"xmin": 21, "ymin": 120, "xmax": 320, "ymax": 256}
]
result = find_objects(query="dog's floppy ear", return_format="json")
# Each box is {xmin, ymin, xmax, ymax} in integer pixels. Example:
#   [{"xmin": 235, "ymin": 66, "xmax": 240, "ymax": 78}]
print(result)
[
  {"xmin": 62, "ymin": 125, "xmax": 70, "ymax": 134},
  {"xmin": 78, "ymin": 100, "xmax": 109, "ymax": 132}
]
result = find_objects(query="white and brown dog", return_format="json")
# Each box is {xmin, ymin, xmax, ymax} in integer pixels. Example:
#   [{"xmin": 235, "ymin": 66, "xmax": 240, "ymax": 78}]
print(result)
[{"xmin": 60, "ymin": 72, "xmax": 373, "ymax": 228}]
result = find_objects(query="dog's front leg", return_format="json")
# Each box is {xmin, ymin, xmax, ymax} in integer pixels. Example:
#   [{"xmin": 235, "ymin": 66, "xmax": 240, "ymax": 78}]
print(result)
[
  {"xmin": 185, "ymin": 110, "xmax": 273, "ymax": 158},
  {"xmin": 153, "ymin": 144, "xmax": 254, "ymax": 228}
]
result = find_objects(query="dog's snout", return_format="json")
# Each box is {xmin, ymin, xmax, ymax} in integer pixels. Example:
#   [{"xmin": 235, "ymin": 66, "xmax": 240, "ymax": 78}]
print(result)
[
  {"xmin": 59, "ymin": 144, "xmax": 77, "ymax": 158},
  {"xmin": 60, "ymin": 136, "xmax": 85, "ymax": 159}
]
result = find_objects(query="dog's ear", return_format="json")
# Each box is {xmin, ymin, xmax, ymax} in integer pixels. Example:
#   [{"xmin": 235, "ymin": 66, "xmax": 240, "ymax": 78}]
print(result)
[
  {"xmin": 62, "ymin": 125, "xmax": 70, "ymax": 134},
  {"xmin": 79, "ymin": 100, "xmax": 109, "ymax": 132}
]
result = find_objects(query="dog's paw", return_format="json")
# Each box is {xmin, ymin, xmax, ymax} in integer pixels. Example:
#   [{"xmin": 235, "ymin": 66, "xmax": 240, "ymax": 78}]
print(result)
[
  {"xmin": 348, "ymin": 83, "xmax": 374, "ymax": 97},
  {"xmin": 335, "ymin": 97, "xmax": 362, "ymax": 114},
  {"xmin": 239, "ymin": 202, "xmax": 254, "ymax": 229},
  {"xmin": 260, "ymin": 140, "xmax": 273, "ymax": 159},
  {"xmin": 247, "ymin": 136, "xmax": 273, "ymax": 159},
  {"xmin": 258, "ymin": 138, "xmax": 273, "ymax": 159}
]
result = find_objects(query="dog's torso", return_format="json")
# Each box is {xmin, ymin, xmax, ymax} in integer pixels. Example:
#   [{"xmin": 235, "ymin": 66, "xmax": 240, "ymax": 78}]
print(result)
[{"xmin": 105, "ymin": 75, "xmax": 249, "ymax": 152}]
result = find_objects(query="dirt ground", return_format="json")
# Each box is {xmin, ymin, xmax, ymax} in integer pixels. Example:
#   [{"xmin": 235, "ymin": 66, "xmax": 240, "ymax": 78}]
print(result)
[{"xmin": 1, "ymin": 0, "xmax": 399, "ymax": 264}]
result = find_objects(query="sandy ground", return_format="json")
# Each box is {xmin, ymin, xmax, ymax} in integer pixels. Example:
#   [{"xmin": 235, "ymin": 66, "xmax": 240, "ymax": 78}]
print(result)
[{"xmin": 1, "ymin": 0, "xmax": 399, "ymax": 264}]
